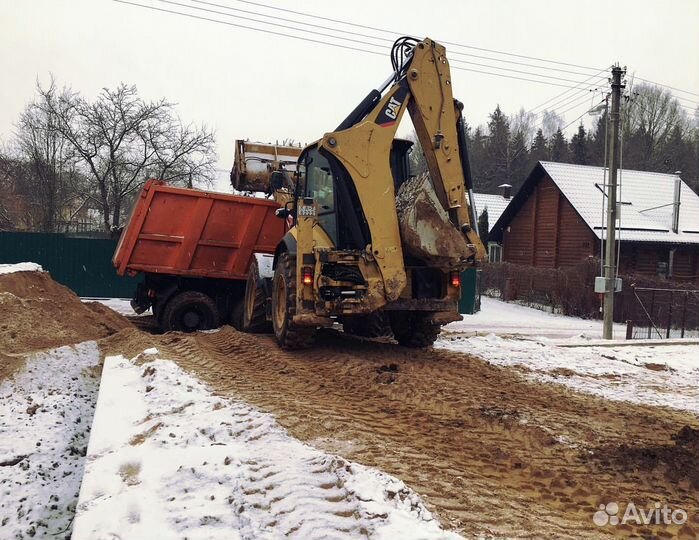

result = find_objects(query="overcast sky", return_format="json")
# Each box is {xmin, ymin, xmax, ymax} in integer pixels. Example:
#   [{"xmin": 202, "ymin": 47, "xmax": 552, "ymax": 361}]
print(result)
[{"xmin": 2, "ymin": 0, "xmax": 698, "ymax": 190}]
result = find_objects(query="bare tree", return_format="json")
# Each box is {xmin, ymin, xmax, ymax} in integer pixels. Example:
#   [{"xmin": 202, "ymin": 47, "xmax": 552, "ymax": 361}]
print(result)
[
  {"xmin": 541, "ymin": 110, "xmax": 564, "ymax": 139},
  {"xmin": 37, "ymin": 82, "xmax": 216, "ymax": 231},
  {"xmin": 149, "ymin": 120, "xmax": 217, "ymax": 189},
  {"xmin": 0, "ymin": 152, "xmax": 16, "ymax": 230},
  {"xmin": 622, "ymin": 83, "xmax": 686, "ymax": 168},
  {"xmin": 509, "ymin": 107, "xmax": 536, "ymax": 142},
  {"xmin": 9, "ymin": 81, "xmax": 78, "ymax": 232},
  {"xmin": 0, "ymin": 144, "xmax": 64, "ymax": 231}
]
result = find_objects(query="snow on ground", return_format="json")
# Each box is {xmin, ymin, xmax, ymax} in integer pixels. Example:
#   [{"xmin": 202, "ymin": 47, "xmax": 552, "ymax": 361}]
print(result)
[
  {"xmin": 0, "ymin": 341, "xmax": 101, "ymax": 539},
  {"xmin": 73, "ymin": 351, "xmax": 462, "ymax": 540},
  {"xmin": 0, "ymin": 262, "xmax": 43, "ymax": 275},
  {"xmin": 445, "ymin": 296, "xmax": 629, "ymax": 339},
  {"xmin": 82, "ymin": 297, "xmax": 139, "ymax": 316},
  {"xmin": 439, "ymin": 298, "xmax": 699, "ymax": 414}
]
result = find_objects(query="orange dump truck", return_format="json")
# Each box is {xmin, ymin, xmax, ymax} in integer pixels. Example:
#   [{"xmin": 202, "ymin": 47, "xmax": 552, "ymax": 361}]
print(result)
[{"xmin": 113, "ymin": 178, "xmax": 286, "ymax": 331}]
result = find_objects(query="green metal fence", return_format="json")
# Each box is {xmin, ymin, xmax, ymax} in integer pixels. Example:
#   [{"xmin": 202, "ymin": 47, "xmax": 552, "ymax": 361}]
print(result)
[
  {"xmin": 459, "ymin": 268, "xmax": 481, "ymax": 314},
  {"xmin": 0, "ymin": 232, "xmax": 140, "ymax": 298}
]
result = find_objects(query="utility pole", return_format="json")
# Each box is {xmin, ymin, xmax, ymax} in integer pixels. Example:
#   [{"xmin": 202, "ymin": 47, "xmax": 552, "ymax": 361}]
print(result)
[{"xmin": 603, "ymin": 65, "xmax": 626, "ymax": 339}]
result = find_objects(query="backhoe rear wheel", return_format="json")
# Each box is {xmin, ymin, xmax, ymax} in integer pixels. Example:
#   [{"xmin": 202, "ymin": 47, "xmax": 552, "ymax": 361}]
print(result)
[
  {"xmin": 243, "ymin": 257, "xmax": 271, "ymax": 333},
  {"xmin": 230, "ymin": 298, "xmax": 244, "ymax": 330},
  {"xmin": 390, "ymin": 312, "xmax": 441, "ymax": 348},
  {"xmin": 161, "ymin": 290, "xmax": 220, "ymax": 332},
  {"xmin": 272, "ymin": 253, "xmax": 316, "ymax": 349}
]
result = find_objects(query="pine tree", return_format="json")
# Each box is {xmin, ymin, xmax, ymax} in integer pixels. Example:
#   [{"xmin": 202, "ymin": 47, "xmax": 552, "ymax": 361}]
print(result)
[
  {"xmin": 528, "ymin": 128, "xmax": 548, "ymax": 171},
  {"xmin": 483, "ymin": 105, "xmax": 511, "ymax": 192},
  {"xmin": 469, "ymin": 126, "xmax": 487, "ymax": 191},
  {"xmin": 549, "ymin": 129, "xmax": 569, "ymax": 162},
  {"xmin": 509, "ymin": 130, "xmax": 530, "ymax": 189},
  {"xmin": 659, "ymin": 124, "xmax": 692, "ymax": 176},
  {"xmin": 477, "ymin": 207, "xmax": 489, "ymax": 247},
  {"xmin": 531, "ymin": 129, "xmax": 547, "ymax": 160},
  {"xmin": 570, "ymin": 123, "xmax": 589, "ymax": 165},
  {"xmin": 588, "ymin": 113, "xmax": 607, "ymax": 167}
]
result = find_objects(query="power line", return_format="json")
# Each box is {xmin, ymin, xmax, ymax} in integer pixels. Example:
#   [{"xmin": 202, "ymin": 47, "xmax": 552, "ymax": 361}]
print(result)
[
  {"xmin": 448, "ymin": 57, "xmax": 606, "ymax": 86},
  {"xmin": 534, "ymin": 86, "xmax": 601, "ymax": 118},
  {"xmin": 160, "ymin": 0, "xmax": 608, "ymax": 87},
  {"xmin": 158, "ymin": 0, "xmax": 388, "ymax": 49},
  {"xmin": 222, "ymin": 0, "xmax": 698, "ymax": 109},
  {"xmin": 556, "ymin": 93, "xmax": 599, "ymax": 120},
  {"xmin": 161, "ymin": 0, "xmax": 697, "ymax": 110},
  {"xmin": 559, "ymin": 99, "xmax": 606, "ymax": 132},
  {"xmin": 529, "ymin": 68, "xmax": 609, "ymax": 113},
  {"xmin": 226, "ymin": 0, "xmax": 605, "ymax": 73},
  {"xmin": 115, "ymin": 0, "xmax": 592, "ymax": 90},
  {"xmin": 113, "ymin": 0, "xmax": 385, "ymax": 57},
  {"xmin": 531, "ymin": 93, "xmax": 598, "ymax": 134},
  {"xmin": 187, "ymin": 0, "xmax": 607, "ymax": 80},
  {"xmin": 635, "ymin": 75, "xmax": 699, "ymax": 98},
  {"xmin": 188, "ymin": 0, "xmax": 390, "ymax": 43}
]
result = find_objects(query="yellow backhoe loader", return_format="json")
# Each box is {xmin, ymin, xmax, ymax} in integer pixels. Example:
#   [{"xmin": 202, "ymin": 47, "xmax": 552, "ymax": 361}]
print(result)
[{"xmin": 243, "ymin": 36, "xmax": 486, "ymax": 349}]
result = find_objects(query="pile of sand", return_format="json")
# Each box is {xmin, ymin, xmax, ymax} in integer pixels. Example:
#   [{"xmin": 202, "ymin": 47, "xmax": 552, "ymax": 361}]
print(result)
[{"xmin": 0, "ymin": 270, "xmax": 132, "ymax": 355}]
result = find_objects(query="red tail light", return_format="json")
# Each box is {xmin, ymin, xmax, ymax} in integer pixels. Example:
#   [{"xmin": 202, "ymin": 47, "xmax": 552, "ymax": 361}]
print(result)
[
  {"xmin": 302, "ymin": 266, "xmax": 313, "ymax": 286},
  {"xmin": 450, "ymin": 271, "xmax": 461, "ymax": 288}
]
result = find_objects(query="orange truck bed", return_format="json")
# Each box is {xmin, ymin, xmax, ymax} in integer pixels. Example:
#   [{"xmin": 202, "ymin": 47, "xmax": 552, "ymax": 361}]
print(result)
[{"xmin": 113, "ymin": 179, "xmax": 285, "ymax": 280}]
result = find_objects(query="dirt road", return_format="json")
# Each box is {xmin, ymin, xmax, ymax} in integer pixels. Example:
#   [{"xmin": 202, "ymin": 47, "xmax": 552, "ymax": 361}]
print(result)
[{"xmin": 106, "ymin": 324, "xmax": 699, "ymax": 539}]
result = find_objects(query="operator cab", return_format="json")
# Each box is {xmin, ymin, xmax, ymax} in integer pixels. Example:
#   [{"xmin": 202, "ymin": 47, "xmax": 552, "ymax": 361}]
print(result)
[
  {"xmin": 295, "ymin": 139, "xmax": 413, "ymax": 251},
  {"xmin": 389, "ymin": 138, "xmax": 414, "ymax": 192}
]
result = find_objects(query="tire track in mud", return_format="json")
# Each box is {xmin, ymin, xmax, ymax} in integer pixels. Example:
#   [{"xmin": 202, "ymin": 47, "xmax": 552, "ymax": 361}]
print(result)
[{"xmin": 107, "ymin": 326, "xmax": 699, "ymax": 539}]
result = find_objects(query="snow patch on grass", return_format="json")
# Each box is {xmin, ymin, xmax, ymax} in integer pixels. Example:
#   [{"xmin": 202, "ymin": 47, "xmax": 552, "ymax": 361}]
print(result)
[
  {"xmin": 74, "ymin": 352, "xmax": 462, "ymax": 540},
  {"xmin": 445, "ymin": 296, "xmax": 626, "ymax": 339},
  {"xmin": 0, "ymin": 341, "xmax": 101, "ymax": 539}
]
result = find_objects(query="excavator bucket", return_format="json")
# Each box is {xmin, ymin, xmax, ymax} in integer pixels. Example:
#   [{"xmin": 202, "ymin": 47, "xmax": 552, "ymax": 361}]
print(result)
[
  {"xmin": 396, "ymin": 173, "xmax": 474, "ymax": 266},
  {"xmin": 231, "ymin": 140, "xmax": 302, "ymax": 193}
]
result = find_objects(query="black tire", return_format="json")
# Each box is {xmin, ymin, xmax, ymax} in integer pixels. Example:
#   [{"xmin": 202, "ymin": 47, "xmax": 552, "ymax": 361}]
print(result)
[
  {"xmin": 271, "ymin": 253, "xmax": 316, "ymax": 349},
  {"xmin": 243, "ymin": 257, "xmax": 272, "ymax": 333},
  {"xmin": 161, "ymin": 291, "xmax": 220, "ymax": 332},
  {"xmin": 153, "ymin": 299, "xmax": 166, "ymax": 328},
  {"xmin": 342, "ymin": 311, "xmax": 392, "ymax": 338},
  {"xmin": 230, "ymin": 298, "xmax": 244, "ymax": 330},
  {"xmin": 390, "ymin": 312, "xmax": 441, "ymax": 348}
]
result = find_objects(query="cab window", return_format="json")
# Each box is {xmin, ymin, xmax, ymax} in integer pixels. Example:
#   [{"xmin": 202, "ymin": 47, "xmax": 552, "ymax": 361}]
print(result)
[{"xmin": 304, "ymin": 147, "xmax": 337, "ymax": 243}]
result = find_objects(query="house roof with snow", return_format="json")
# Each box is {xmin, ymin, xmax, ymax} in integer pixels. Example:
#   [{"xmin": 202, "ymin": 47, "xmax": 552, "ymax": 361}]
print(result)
[
  {"xmin": 492, "ymin": 161, "xmax": 699, "ymax": 245},
  {"xmin": 472, "ymin": 192, "xmax": 512, "ymax": 232}
]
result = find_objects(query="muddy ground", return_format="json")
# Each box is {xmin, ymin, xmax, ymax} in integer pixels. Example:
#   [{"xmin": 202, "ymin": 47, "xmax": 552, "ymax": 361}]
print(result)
[
  {"xmin": 105, "ymin": 324, "xmax": 699, "ymax": 539},
  {"xmin": 3, "ymin": 269, "xmax": 699, "ymax": 538}
]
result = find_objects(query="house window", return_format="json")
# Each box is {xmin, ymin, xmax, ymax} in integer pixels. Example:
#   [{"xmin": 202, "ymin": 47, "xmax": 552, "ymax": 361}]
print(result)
[{"xmin": 488, "ymin": 242, "xmax": 502, "ymax": 263}]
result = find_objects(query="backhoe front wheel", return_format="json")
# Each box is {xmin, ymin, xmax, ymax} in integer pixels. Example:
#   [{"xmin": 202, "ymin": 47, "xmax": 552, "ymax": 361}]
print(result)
[
  {"xmin": 271, "ymin": 253, "xmax": 316, "ymax": 349},
  {"xmin": 390, "ymin": 312, "xmax": 441, "ymax": 348},
  {"xmin": 243, "ymin": 257, "xmax": 272, "ymax": 333}
]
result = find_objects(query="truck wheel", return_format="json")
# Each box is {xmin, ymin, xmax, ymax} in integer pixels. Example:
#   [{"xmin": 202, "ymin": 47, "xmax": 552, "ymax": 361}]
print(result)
[
  {"xmin": 243, "ymin": 257, "xmax": 272, "ymax": 333},
  {"xmin": 271, "ymin": 253, "xmax": 316, "ymax": 349},
  {"xmin": 230, "ymin": 298, "xmax": 244, "ymax": 330},
  {"xmin": 390, "ymin": 312, "xmax": 441, "ymax": 348},
  {"xmin": 161, "ymin": 291, "xmax": 220, "ymax": 332},
  {"xmin": 342, "ymin": 312, "xmax": 392, "ymax": 338}
]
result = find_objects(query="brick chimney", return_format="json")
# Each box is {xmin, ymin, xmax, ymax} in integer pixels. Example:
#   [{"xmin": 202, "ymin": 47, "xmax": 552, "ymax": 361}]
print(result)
[
  {"xmin": 498, "ymin": 183, "xmax": 512, "ymax": 199},
  {"xmin": 671, "ymin": 173, "xmax": 682, "ymax": 234}
]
